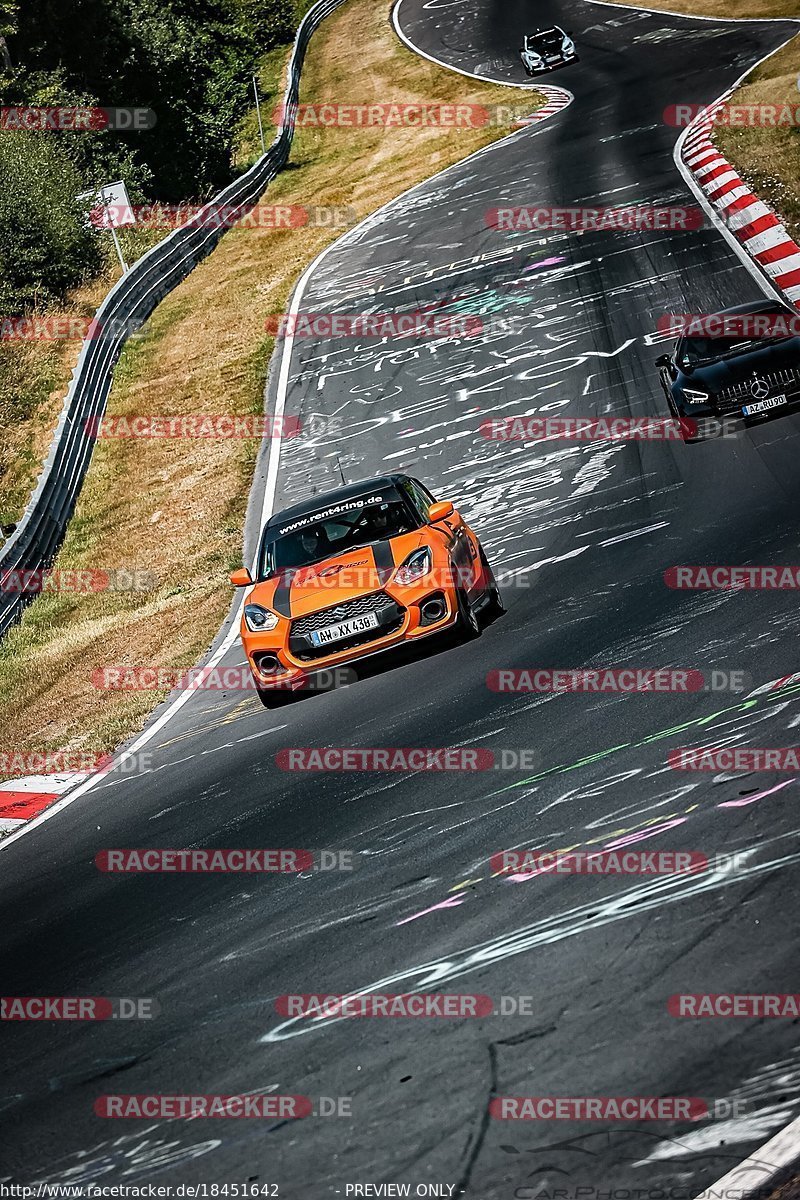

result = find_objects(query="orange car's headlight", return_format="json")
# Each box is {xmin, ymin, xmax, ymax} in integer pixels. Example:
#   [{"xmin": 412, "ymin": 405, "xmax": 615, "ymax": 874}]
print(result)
[
  {"xmin": 244, "ymin": 603, "xmax": 280, "ymax": 633},
  {"xmin": 394, "ymin": 547, "xmax": 432, "ymax": 587}
]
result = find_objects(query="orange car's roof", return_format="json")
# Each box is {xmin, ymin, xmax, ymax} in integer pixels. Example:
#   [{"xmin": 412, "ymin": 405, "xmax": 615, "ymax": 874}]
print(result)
[{"xmin": 264, "ymin": 474, "xmax": 413, "ymax": 532}]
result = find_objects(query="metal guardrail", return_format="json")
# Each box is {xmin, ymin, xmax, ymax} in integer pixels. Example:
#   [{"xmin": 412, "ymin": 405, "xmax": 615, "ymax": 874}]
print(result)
[{"xmin": 0, "ymin": 0, "xmax": 346, "ymax": 638}]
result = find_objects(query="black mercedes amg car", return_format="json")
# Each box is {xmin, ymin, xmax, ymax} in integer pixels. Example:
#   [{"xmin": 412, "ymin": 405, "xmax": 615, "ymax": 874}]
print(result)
[{"xmin": 656, "ymin": 300, "xmax": 800, "ymax": 442}]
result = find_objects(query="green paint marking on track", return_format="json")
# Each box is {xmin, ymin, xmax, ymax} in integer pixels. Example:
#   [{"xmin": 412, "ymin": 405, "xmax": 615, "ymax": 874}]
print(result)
[{"xmin": 491, "ymin": 685, "xmax": 800, "ymax": 797}]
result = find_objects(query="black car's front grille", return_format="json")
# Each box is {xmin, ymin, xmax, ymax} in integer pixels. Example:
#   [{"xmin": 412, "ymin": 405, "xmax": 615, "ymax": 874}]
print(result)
[
  {"xmin": 290, "ymin": 591, "xmax": 394, "ymax": 637},
  {"xmin": 717, "ymin": 367, "xmax": 800, "ymax": 412}
]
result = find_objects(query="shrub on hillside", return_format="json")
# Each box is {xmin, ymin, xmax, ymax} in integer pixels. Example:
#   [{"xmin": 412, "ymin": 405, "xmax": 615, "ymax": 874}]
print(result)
[{"xmin": 0, "ymin": 135, "xmax": 102, "ymax": 311}]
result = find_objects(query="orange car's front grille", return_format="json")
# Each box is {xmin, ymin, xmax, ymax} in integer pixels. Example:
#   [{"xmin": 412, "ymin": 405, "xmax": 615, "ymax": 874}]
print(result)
[
  {"xmin": 290, "ymin": 591, "xmax": 396, "ymax": 637},
  {"xmin": 289, "ymin": 591, "xmax": 405, "ymax": 661}
]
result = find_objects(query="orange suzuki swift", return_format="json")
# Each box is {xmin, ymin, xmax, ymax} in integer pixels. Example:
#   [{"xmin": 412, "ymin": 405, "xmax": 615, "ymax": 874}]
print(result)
[{"xmin": 230, "ymin": 474, "xmax": 505, "ymax": 706}]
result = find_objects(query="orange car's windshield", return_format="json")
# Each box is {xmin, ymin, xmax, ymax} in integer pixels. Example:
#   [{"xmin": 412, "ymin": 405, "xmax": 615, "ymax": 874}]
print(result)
[{"xmin": 258, "ymin": 490, "xmax": 420, "ymax": 578}]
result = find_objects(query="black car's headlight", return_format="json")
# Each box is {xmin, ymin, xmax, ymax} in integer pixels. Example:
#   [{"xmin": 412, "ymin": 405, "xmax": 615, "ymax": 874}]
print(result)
[
  {"xmin": 683, "ymin": 388, "xmax": 711, "ymax": 406},
  {"xmin": 244, "ymin": 603, "xmax": 280, "ymax": 633},
  {"xmin": 395, "ymin": 547, "xmax": 432, "ymax": 587},
  {"xmin": 562, "ymin": 37, "xmax": 575, "ymax": 55}
]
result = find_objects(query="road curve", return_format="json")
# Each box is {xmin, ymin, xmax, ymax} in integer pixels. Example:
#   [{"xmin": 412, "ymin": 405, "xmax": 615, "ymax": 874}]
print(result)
[{"xmin": 2, "ymin": 1, "xmax": 800, "ymax": 1197}]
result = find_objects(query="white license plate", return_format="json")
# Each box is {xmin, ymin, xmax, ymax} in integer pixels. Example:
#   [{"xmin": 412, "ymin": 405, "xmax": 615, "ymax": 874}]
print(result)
[
  {"xmin": 310, "ymin": 612, "xmax": 379, "ymax": 647},
  {"xmin": 742, "ymin": 393, "xmax": 787, "ymax": 416}
]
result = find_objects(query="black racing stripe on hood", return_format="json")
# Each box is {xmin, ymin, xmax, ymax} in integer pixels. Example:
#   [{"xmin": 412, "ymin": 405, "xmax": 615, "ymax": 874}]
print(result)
[
  {"xmin": 272, "ymin": 571, "xmax": 293, "ymax": 618},
  {"xmin": 372, "ymin": 539, "xmax": 396, "ymax": 584}
]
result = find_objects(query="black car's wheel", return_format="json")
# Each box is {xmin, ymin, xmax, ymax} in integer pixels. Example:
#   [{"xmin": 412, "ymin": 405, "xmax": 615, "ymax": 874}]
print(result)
[
  {"xmin": 666, "ymin": 391, "xmax": 707, "ymax": 445},
  {"xmin": 479, "ymin": 547, "xmax": 506, "ymax": 621},
  {"xmin": 454, "ymin": 586, "xmax": 481, "ymax": 641},
  {"xmin": 677, "ymin": 414, "xmax": 709, "ymax": 445}
]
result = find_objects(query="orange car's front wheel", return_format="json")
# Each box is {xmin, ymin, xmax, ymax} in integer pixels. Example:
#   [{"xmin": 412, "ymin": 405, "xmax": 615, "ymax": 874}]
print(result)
[
  {"xmin": 454, "ymin": 587, "xmax": 481, "ymax": 641},
  {"xmin": 479, "ymin": 546, "xmax": 506, "ymax": 621}
]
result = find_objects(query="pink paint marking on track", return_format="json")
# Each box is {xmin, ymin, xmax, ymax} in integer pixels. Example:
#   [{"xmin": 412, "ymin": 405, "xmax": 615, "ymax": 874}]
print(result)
[
  {"xmin": 524, "ymin": 257, "xmax": 567, "ymax": 271},
  {"xmin": 718, "ymin": 778, "xmax": 796, "ymax": 809},
  {"xmin": 602, "ymin": 819, "xmax": 688, "ymax": 852}
]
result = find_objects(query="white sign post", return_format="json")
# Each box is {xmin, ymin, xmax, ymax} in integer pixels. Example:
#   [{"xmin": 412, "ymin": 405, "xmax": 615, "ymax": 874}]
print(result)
[
  {"xmin": 77, "ymin": 180, "xmax": 136, "ymax": 274},
  {"xmin": 253, "ymin": 76, "xmax": 266, "ymax": 154}
]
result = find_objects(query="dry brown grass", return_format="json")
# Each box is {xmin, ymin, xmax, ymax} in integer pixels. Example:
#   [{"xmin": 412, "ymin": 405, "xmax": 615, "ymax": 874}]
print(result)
[
  {"xmin": 606, "ymin": 0, "xmax": 799, "ymax": 16},
  {"xmin": 0, "ymin": 0, "xmax": 542, "ymax": 775},
  {"xmin": 0, "ymin": 275, "xmax": 109, "ymax": 530}
]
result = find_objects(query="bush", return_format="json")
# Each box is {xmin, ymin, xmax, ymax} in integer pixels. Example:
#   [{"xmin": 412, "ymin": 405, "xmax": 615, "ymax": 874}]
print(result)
[{"xmin": 0, "ymin": 135, "xmax": 103, "ymax": 310}]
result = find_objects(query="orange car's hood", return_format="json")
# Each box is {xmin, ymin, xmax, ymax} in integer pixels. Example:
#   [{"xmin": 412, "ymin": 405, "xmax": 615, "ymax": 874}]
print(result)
[{"xmin": 251, "ymin": 531, "xmax": 429, "ymax": 619}]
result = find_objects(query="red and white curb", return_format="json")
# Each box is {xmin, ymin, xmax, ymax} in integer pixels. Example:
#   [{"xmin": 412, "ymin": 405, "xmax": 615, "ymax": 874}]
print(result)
[
  {"xmin": 692, "ymin": 1113, "xmax": 800, "ymax": 1199},
  {"xmin": 514, "ymin": 85, "xmax": 573, "ymax": 125},
  {"xmin": 681, "ymin": 98, "xmax": 800, "ymax": 304},
  {"xmin": 0, "ymin": 773, "xmax": 92, "ymax": 832}
]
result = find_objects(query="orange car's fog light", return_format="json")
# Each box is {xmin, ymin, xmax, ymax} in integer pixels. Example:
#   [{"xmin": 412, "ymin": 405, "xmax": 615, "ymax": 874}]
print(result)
[
  {"xmin": 419, "ymin": 593, "xmax": 448, "ymax": 626},
  {"xmin": 253, "ymin": 651, "xmax": 284, "ymax": 676}
]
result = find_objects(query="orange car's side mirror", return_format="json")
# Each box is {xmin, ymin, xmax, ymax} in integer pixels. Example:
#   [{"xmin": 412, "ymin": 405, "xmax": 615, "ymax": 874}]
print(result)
[
  {"xmin": 428, "ymin": 500, "xmax": 455, "ymax": 523},
  {"xmin": 230, "ymin": 567, "xmax": 253, "ymax": 587}
]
